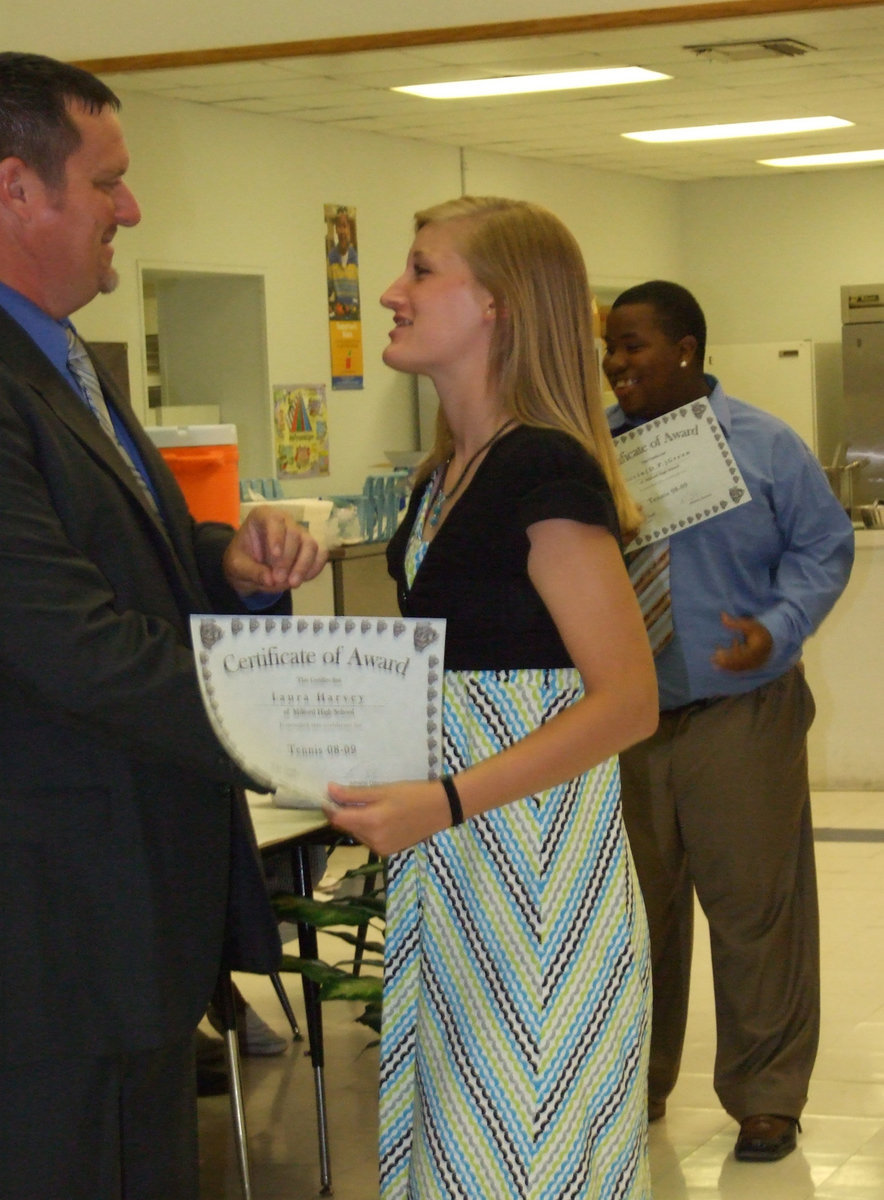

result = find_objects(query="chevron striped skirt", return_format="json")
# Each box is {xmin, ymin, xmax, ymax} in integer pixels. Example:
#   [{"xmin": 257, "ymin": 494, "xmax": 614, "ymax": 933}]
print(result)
[{"xmin": 378, "ymin": 668, "xmax": 652, "ymax": 1199}]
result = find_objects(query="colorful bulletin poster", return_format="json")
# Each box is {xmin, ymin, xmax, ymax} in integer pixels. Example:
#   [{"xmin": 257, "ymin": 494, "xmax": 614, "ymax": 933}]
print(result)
[
  {"xmin": 273, "ymin": 383, "xmax": 329, "ymax": 479},
  {"xmin": 325, "ymin": 203, "xmax": 364, "ymax": 390}
]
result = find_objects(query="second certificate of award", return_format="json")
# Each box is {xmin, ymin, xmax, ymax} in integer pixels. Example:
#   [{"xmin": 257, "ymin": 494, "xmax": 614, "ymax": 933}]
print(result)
[{"xmin": 192, "ymin": 614, "xmax": 446, "ymax": 808}]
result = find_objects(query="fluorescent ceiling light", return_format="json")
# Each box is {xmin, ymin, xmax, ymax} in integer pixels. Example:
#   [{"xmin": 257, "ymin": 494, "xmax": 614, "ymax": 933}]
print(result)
[
  {"xmin": 623, "ymin": 116, "xmax": 852, "ymax": 143},
  {"xmin": 760, "ymin": 148, "xmax": 884, "ymax": 168},
  {"xmin": 393, "ymin": 67, "xmax": 670, "ymax": 100}
]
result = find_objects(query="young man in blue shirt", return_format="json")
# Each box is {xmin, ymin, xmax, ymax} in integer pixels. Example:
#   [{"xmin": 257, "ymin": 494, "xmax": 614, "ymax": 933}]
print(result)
[{"xmin": 604, "ymin": 280, "xmax": 854, "ymax": 1162}]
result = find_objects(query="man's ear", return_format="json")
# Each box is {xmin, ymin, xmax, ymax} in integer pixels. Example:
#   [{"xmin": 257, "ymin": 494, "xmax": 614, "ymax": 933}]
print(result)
[
  {"xmin": 678, "ymin": 333, "xmax": 699, "ymax": 366},
  {"xmin": 0, "ymin": 157, "xmax": 35, "ymax": 214}
]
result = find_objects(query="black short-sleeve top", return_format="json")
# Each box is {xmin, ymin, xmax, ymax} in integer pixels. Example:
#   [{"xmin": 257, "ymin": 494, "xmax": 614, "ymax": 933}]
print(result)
[{"xmin": 387, "ymin": 425, "xmax": 620, "ymax": 670}]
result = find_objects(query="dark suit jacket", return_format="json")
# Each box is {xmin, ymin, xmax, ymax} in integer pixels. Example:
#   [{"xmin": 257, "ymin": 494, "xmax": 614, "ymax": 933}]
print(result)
[{"xmin": 0, "ymin": 306, "xmax": 282, "ymax": 1065}]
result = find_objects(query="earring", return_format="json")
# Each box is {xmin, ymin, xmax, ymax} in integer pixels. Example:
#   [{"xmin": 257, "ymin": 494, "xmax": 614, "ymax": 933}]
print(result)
[{"xmin": 680, "ymin": 360, "xmax": 687, "ymax": 368}]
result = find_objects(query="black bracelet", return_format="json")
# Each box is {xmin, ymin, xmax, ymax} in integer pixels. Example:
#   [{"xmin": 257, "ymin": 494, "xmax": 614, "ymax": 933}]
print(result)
[{"xmin": 440, "ymin": 774, "xmax": 464, "ymax": 827}]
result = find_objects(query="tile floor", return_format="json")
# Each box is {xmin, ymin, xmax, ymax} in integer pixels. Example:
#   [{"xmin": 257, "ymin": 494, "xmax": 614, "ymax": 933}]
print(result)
[{"xmin": 198, "ymin": 791, "xmax": 884, "ymax": 1199}]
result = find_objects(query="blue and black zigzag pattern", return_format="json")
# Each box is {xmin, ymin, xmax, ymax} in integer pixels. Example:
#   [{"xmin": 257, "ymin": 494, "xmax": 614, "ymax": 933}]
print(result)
[{"xmin": 378, "ymin": 668, "xmax": 652, "ymax": 1199}]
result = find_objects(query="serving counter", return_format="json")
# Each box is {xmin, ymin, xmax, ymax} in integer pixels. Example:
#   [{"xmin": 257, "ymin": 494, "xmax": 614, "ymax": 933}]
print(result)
[{"xmin": 805, "ymin": 528, "xmax": 884, "ymax": 789}]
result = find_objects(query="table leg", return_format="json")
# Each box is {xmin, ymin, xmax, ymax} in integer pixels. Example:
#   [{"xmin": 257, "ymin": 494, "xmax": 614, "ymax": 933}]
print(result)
[{"xmin": 292, "ymin": 843, "xmax": 333, "ymax": 1196}]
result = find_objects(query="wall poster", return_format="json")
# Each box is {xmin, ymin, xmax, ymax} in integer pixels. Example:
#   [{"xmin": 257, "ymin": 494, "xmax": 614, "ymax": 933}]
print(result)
[
  {"xmin": 273, "ymin": 383, "xmax": 329, "ymax": 479},
  {"xmin": 325, "ymin": 203, "xmax": 364, "ymax": 390}
]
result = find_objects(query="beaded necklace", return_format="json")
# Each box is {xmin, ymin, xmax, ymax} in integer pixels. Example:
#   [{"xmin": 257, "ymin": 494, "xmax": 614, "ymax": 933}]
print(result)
[{"xmin": 426, "ymin": 419, "xmax": 516, "ymax": 529}]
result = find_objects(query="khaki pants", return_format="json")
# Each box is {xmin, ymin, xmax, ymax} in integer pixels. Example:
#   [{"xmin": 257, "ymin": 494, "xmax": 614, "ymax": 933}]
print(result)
[{"xmin": 619, "ymin": 666, "xmax": 819, "ymax": 1121}]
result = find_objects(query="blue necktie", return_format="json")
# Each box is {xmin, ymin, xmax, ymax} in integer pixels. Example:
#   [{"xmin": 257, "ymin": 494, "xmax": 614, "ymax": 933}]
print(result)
[{"xmin": 65, "ymin": 326, "xmax": 159, "ymax": 516}]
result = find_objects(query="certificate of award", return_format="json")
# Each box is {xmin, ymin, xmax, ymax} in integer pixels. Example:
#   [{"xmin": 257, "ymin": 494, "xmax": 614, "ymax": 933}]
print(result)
[
  {"xmin": 613, "ymin": 398, "xmax": 750, "ymax": 548},
  {"xmin": 192, "ymin": 614, "xmax": 446, "ymax": 808}
]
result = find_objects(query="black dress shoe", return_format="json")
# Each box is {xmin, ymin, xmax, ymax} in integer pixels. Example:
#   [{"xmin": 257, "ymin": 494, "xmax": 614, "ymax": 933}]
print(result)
[{"xmin": 734, "ymin": 1114, "xmax": 800, "ymax": 1162}]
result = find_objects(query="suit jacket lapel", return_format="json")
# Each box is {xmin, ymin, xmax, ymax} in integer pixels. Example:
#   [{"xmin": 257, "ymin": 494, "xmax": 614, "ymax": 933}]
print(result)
[
  {"xmin": 0, "ymin": 309, "xmax": 210, "ymax": 605},
  {"xmin": 0, "ymin": 308, "xmax": 154, "ymax": 514},
  {"xmin": 89, "ymin": 355, "xmax": 215, "ymax": 608}
]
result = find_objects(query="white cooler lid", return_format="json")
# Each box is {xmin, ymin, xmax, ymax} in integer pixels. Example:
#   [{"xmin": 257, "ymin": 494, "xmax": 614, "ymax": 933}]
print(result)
[{"xmin": 144, "ymin": 423, "xmax": 238, "ymax": 447}]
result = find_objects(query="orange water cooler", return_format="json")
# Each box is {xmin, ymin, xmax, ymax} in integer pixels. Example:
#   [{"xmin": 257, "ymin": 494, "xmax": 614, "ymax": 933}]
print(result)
[{"xmin": 145, "ymin": 424, "xmax": 240, "ymax": 526}]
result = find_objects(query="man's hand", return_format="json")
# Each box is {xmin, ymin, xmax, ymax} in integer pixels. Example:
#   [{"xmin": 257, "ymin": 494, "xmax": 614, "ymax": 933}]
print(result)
[
  {"xmin": 711, "ymin": 612, "xmax": 773, "ymax": 673},
  {"xmin": 222, "ymin": 506, "xmax": 328, "ymax": 596}
]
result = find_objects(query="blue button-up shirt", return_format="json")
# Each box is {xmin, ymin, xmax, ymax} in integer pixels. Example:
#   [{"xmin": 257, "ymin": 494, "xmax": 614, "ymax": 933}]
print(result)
[
  {"xmin": 609, "ymin": 376, "xmax": 854, "ymax": 710},
  {"xmin": 0, "ymin": 280, "xmax": 76, "ymax": 385}
]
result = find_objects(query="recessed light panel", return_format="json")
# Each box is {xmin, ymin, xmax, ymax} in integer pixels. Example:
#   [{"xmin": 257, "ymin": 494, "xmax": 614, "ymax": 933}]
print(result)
[
  {"xmin": 393, "ymin": 67, "xmax": 670, "ymax": 100},
  {"xmin": 760, "ymin": 148, "xmax": 884, "ymax": 167},
  {"xmin": 623, "ymin": 116, "xmax": 852, "ymax": 143}
]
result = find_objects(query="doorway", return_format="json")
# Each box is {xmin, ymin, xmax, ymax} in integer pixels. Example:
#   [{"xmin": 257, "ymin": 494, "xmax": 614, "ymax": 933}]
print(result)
[{"xmin": 140, "ymin": 266, "xmax": 273, "ymax": 481}]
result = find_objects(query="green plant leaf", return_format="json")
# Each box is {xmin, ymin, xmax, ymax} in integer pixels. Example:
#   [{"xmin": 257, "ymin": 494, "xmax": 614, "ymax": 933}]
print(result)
[
  {"xmin": 355, "ymin": 1002, "xmax": 383, "ymax": 1036},
  {"xmin": 272, "ymin": 893, "xmax": 382, "ymax": 927},
  {"xmin": 319, "ymin": 928, "xmax": 385, "ymax": 954},
  {"xmin": 271, "ymin": 863, "xmax": 387, "ymax": 1043},
  {"xmin": 337, "ymin": 860, "xmax": 386, "ymax": 881},
  {"xmin": 331, "ymin": 957, "xmax": 384, "ymax": 974},
  {"xmin": 278, "ymin": 955, "xmax": 352, "ymax": 984},
  {"xmin": 320, "ymin": 975, "xmax": 384, "ymax": 1003}
]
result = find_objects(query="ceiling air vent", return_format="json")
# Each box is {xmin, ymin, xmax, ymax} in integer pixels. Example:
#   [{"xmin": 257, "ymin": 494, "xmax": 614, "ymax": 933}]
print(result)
[{"xmin": 685, "ymin": 39, "xmax": 815, "ymax": 62}]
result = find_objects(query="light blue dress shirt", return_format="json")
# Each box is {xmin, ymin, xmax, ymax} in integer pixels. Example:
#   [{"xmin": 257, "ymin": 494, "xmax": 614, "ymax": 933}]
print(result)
[
  {"xmin": 609, "ymin": 376, "xmax": 855, "ymax": 710},
  {"xmin": 0, "ymin": 280, "xmax": 73, "ymax": 381}
]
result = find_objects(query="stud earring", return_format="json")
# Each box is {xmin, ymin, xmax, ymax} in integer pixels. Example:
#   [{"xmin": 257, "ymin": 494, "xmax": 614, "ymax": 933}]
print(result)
[{"xmin": 680, "ymin": 360, "xmax": 687, "ymax": 368}]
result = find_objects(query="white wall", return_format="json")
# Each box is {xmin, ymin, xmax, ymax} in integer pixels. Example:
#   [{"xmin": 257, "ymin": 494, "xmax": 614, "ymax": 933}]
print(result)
[
  {"xmin": 69, "ymin": 82, "xmax": 884, "ymax": 483},
  {"xmin": 74, "ymin": 90, "xmax": 463, "ymax": 495},
  {"xmin": 74, "ymin": 83, "xmax": 884, "ymax": 493},
  {"xmin": 680, "ymin": 166, "xmax": 884, "ymax": 346},
  {"xmin": 73, "ymin": 89, "xmax": 684, "ymax": 496},
  {"xmin": 463, "ymin": 148, "xmax": 684, "ymax": 290}
]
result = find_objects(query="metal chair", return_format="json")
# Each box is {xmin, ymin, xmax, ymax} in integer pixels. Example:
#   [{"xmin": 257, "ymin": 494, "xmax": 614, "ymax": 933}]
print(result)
[{"xmin": 211, "ymin": 973, "xmax": 254, "ymax": 1200}]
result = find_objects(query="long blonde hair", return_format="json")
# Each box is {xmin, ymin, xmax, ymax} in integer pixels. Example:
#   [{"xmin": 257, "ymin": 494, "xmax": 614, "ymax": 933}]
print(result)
[{"xmin": 411, "ymin": 196, "xmax": 641, "ymax": 541}]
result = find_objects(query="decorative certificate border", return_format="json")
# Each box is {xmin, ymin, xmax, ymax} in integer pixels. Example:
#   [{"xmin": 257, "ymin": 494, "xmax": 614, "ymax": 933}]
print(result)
[
  {"xmin": 192, "ymin": 615, "xmax": 445, "ymax": 802},
  {"xmin": 615, "ymin": 399, "xmax": 749, "ymax": 548}
]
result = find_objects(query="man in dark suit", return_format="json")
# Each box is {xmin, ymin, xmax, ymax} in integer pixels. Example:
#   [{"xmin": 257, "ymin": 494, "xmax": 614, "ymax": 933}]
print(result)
[{"xmin": 0, "ymin": 52, "xmax": 326, "ymax": 1198}]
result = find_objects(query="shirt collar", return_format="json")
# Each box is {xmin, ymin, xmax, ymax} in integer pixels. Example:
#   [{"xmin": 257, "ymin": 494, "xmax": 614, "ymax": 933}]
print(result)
[
  {"xmin": 0, "ymin": 281, "xmax": 72, "ymax": 380},
  {"xmin": 607, "ymin": 373, "xmax": 729, "ymax": 435}
]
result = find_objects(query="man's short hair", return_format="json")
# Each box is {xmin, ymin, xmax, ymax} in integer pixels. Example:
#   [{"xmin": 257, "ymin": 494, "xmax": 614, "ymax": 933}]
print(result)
[
  {"xmin": 612, "ymin": 279, "xmax": 707, "ymax": 361},
  {"xmin": 0, "ymin": 52, "xmax": 120, "ymax": 189}
]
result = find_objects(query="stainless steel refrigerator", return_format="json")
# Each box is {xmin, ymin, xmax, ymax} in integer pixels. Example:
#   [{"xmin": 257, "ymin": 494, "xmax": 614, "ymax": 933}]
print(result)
[{"xmin": 841, "ymin": 284, "xmax": 884, "ymax": 511}]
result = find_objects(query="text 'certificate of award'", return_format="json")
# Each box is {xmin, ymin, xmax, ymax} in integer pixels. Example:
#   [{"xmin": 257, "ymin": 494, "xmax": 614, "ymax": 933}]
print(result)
[
  {"xmin": 613, "ymin": 398, "xmax": 750, "ymax": 548},
  {"xmin": 192, "ymin": 614, "xmax": 446, "ymax": 808}
]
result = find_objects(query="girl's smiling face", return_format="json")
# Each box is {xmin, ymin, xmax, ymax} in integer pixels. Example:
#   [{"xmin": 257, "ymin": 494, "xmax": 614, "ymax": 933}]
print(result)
[{"xmin": 380, "ymin": 219, "xmax": 496, "ymax": 382}]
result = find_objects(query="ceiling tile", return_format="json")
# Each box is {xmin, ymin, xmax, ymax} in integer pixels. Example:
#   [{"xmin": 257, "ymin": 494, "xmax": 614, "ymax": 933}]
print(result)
[{"xmin": 106, "ymin": 6, "xmax": 884, "ymax": 181}]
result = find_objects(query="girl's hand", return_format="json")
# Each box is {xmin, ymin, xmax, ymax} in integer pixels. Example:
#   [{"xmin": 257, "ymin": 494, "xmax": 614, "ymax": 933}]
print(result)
[{"xmin": 325, "ymin": 778, "xmax": 452, "ymax": 855}]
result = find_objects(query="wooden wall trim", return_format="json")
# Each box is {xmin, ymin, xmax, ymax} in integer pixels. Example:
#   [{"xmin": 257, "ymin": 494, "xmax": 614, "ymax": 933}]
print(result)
[{"xmin": 73, "ymin": 0, "xmax": 884, "ymax": 75}]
